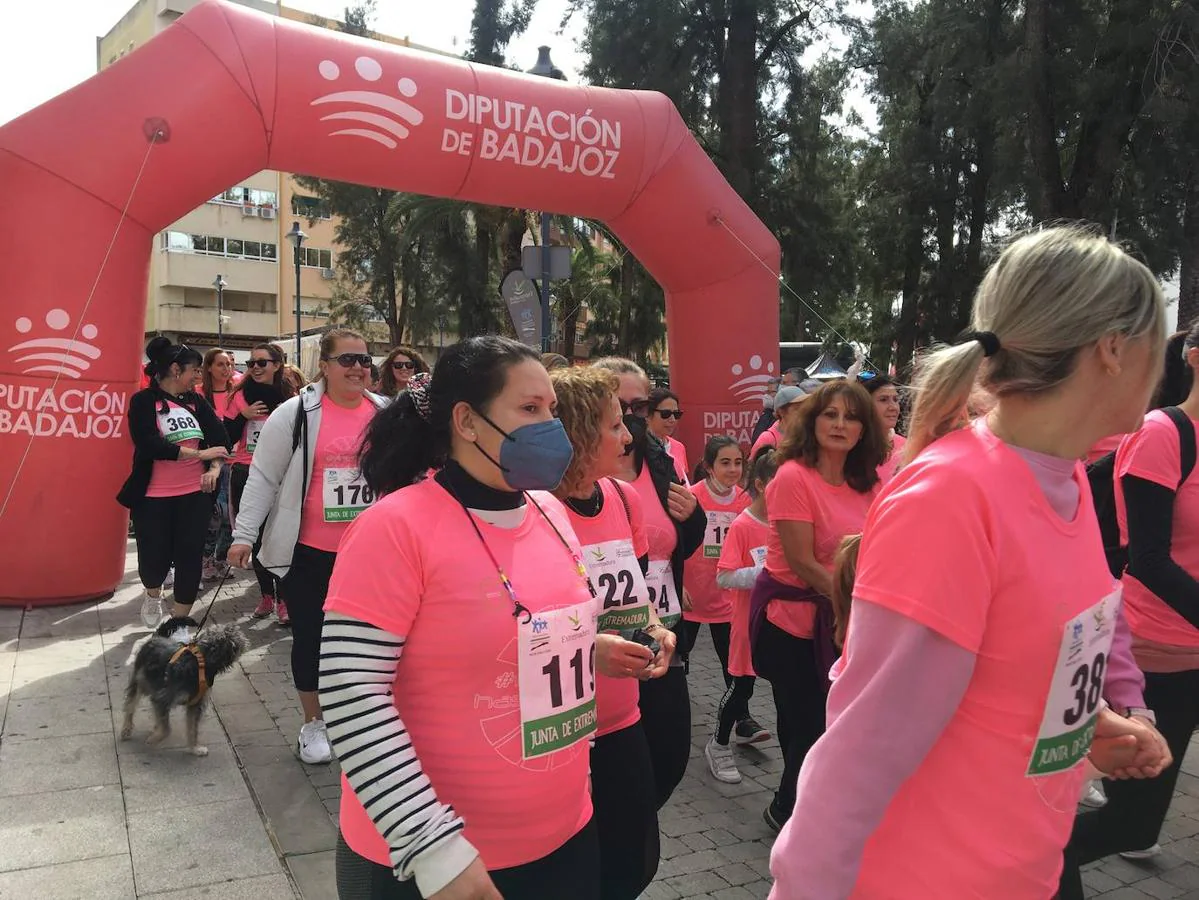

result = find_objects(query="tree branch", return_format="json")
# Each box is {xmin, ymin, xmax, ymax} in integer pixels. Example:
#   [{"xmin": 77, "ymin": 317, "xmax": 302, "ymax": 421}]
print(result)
[{"xmin": 756, "ymin": 10, "xmax": 811, "ymax": 71}]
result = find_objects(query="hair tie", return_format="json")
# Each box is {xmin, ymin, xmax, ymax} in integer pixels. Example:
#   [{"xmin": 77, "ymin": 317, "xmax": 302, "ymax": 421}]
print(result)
[
  {"xmin": 960, "ymin": 331, "xmax": 1002, "ymax": 358},
  {"xmin": 407, "ymin": 372, "xmax": 432, "ymax": 421}
]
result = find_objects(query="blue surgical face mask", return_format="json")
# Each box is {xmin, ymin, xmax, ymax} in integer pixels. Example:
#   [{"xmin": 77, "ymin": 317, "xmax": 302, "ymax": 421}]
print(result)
[{"xmin": 474, "ymin": 410, "xmax": 575, "ymax": 491}]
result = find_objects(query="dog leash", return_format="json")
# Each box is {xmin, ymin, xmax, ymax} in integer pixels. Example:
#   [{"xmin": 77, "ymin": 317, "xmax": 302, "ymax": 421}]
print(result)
[{"xmin": 191, "ymin": 564, "xmax": 235, "ymax": 635}]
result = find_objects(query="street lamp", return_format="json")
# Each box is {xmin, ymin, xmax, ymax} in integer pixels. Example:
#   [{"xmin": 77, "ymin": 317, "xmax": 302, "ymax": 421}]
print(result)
[
  {"xmin": 285, "ymin": 221, "xmax": 307, "ymax": 366},
  {"xmin": 213, "ymin": 274, "xmax": 227, "ymax": 345},
  {"xmin": 528, "ymin": 46, "xmax": 566, "ymax": 353}
]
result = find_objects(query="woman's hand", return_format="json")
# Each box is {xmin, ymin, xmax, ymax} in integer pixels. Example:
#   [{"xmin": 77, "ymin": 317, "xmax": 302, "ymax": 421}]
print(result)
[
  {"xmin": 201, "ymin": 467, "xmax": 221, "ymax": 493},
  {"xmin": 681, "ymin": 588, "xmax": 693, "ymax": 612},
  {"xmin": 1091, "ymin": 708, "xmax": 1172, "ymax": 779},
  {"xmin": 666, "ymin": 483, "xmax": 697, "ymax": 522},
  {"xmin": 643, "ymin": 628, "xmax": 676, "ymax": 679},
  {"xmin": 595, "ymin": 633, "xmax": 654, "ymax": 678},
  {"xmin": 427, "ymin": 858, "xmax": 502, "ymax": 900},
  {"xmin": 198, "ymin": 446, "xmax": 231, "ymax": 462},
  {"xmin": 242, "ymin": 401, "xmax": 268, "ymax": 419},
  {"xmin": 227, "ymin": 543, "xmax": 252, "ymax": 569}
]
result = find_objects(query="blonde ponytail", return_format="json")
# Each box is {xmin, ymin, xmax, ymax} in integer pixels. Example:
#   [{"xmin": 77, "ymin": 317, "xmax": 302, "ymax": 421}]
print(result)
[{"xmin": 903, "ymin": 342, "xmax": 988, "ymax": 463}]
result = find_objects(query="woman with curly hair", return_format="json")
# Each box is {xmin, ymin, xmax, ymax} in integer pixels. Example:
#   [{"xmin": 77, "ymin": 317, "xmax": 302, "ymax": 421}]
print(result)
[{"xmin": 379, "ymin": 345, "xmax": 430, "ymax": 398}]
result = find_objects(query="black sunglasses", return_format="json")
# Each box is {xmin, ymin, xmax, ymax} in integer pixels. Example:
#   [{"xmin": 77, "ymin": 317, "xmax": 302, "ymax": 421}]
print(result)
[
  {"xmin": 324, "ymin": 353, "xmax": 373, "ymax": 369},
  {"xmin": 246, "ymin": 358, "xmax": 278, "ymax": 369},
  {"xmin": 655, "ymin": 409, "xmax": 684, "ymax": 420},
  {"xmin": 620, "ymin": 398, "xmax": 650, "ymax": 416},
  {"xmin": 391, "ymin": 360, "xmax": 416, "ymax": 370}
]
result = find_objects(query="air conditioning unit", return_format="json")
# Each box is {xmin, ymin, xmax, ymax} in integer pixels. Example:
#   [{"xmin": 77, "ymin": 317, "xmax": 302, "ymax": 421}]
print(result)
[
  {"xmin": 242, "ymin": 205, "xmax": 257, "ymax": 217},
  {"xmin": 260, "ymin": 207, "xmax": 277, "ymax": 220},
  {"xmin": 321, "ymin": 267, "xmax": 336, "ymax": 280}
]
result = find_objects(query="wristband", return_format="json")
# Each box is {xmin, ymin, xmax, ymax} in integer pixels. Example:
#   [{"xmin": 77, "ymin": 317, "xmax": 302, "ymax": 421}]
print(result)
[{"xmin": 1126, "ymin": 707, "xmax": 1157, "ymax": 726}]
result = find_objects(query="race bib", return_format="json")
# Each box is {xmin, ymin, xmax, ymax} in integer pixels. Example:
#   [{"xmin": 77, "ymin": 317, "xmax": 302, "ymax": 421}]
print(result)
[
  {"xmin": 702, "ymin": 510, "xmax": 738, "ymax": 559},
  {"xmin": 519, "ymin": 602, "xmax": 597, "ymax": 760},
  {"xmin": 1026, "ymin": 588, "xmax": 1120, "ymax": 777},
  {"xmin": 157, "ymin": 408, "xmax": 202, "ymax": 445},
  {"xmin": 322, "ymin": 467, "xmax": 375, "ymax": 523},
  {"xmin": 584, "ymin": 539, "xmax": 651, "ymax": 633},
  {"xmin": 646, "ymin": 559, "xmax": 681, "ymax": 628},
  {"xmin": 245, "ymin": 419, "xmax": 265, "ymax": 453},
  {"xmin": 749, "ymin": 545, "xmax": 767, "ymax": 567}
]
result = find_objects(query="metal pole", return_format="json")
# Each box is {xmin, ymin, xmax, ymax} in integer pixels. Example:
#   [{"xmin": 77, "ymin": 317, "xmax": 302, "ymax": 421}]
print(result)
[
  {"xmin": 216, "ymin": 277, "xmax": 224, "ymax": 345},
  {"xmin": 540, "ymin": 212, "xmax": 551, "ymax": 352},
  {"xmin": 294, "ymin": 246, "xmax": 302, "ymax": 367}
]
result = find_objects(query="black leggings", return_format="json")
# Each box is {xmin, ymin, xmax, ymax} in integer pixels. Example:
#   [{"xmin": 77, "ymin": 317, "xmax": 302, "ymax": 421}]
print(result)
[
  {"xmin": 682, "ymin": 619, "xmax": 732, "ymax": 687},
  {"xmin": 754, "ymin": 621, "xmax": 826, "ymax": 820},
  {"xmin": 334, "ymin": 818, "xmax": 600, "ymax": 900},
  {"xmin": 131, "ymin": 492, "xmax": 213, "ymax": 607},
  {"xmin": 716, "ymin": 675, "xmax": 757, "ymax": 745},
  {"xmin": 638, "ymin": 665, "xmax": 691, "ymax": 810},
  {"xmin": 280, "ymin": 543, "xmax": 335, "ymax": 694},
  {"xmin": 592, "ymin": 722, "xmax": 659, "ymax": 899},
  {"xmin": 230, "ymin": 463, "xmax": 279, "ymax": 599},
  {"xmin": 1059, "ymin": 667, "xmax": 1199, "ymax": 899}
]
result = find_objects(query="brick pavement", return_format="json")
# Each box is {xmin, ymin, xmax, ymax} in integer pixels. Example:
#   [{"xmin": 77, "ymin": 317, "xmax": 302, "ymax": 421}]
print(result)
[{"xmin": 9, "ymin": 544, "xmax": 1199, "ymax": 897}]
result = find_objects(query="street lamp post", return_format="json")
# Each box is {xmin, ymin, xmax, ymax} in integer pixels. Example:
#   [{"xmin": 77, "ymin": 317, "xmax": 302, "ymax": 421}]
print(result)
[
  {"xmin": 285, "ymin": 221, "xmax": 307, "ymax": 367},
  {"xmin": 213, "ymin": 274, "xmax": 227, "ymax": 345},
  {"xmin": 527, "ymin": 46, "xmax": 566, "ymax": 353}
]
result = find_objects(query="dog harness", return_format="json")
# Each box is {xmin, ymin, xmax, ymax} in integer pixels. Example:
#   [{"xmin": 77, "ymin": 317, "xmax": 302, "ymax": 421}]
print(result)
[{"xmin": 168, "ymin": 644, "xmax": 208, "ymax": 707}]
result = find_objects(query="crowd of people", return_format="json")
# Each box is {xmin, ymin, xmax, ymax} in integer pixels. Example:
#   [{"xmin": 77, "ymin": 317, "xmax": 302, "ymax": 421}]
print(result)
[{"xmin": 116, "ymin": 224, "xmax": 1199, "ymax": 898}]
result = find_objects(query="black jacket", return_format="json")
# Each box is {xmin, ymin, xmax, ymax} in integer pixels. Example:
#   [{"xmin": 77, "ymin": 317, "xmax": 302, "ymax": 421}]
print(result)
[{"xmin": 116, "ymin": 387, "xmax": 229, "ymax": 509}]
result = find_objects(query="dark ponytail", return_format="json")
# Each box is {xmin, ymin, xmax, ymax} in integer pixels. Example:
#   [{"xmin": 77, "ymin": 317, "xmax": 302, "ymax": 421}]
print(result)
[
  {"xmin": 692, "ymin": 434, "xmax": 740, "ymax": 483},
  {"xmin": 359, "ymin": 336, "xmax": 540, "ymax": 496},
  {"xmin": 143, "ymin": 336, "xmax": 201, "ymax": 382}
]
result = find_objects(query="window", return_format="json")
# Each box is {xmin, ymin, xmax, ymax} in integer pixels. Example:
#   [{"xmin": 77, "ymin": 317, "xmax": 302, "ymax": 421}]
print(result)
[
  {"xmin": 248, "ymin": 188, "xmax": 277, "ymax": 207},
  {"xmin": 161, "ymin": 231, "xmax": 277, "ymax": 263},
  {"xmin": 210, "ymin": 186, "xmax": 278, "ymax": 208},
  {"xmin": 300, "ymin": 247, "xmax": 334, "ymax": 269},
  {"xmin": 292, "ymin": 195, "xmax": 332, "ymax": 219}
]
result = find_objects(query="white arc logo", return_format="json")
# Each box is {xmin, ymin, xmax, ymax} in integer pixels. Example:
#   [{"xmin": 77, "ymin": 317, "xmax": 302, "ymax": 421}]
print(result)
[
  {"xmin": 728, "ymin": 355, "xmax": 776, "ymax": 405},
  {"xmin": 9, "ymin": 309, "xmax": 101, "ymax": 379},
  {"xmin": 312, "ymin": 56, "xmax": 423, "ymax": 150}
]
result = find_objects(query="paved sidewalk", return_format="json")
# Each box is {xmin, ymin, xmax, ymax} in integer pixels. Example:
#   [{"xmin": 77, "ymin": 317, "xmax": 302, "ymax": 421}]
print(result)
[{"xmin": 5, "ymin": 543, "xmax": 1199, "ymax": 898}]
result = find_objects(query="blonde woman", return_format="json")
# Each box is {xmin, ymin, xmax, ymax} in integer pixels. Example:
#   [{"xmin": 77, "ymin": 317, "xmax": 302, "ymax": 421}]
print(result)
[{"xmin": 770, "ymin": 227, "xmax": 1173, "ymax": 898}]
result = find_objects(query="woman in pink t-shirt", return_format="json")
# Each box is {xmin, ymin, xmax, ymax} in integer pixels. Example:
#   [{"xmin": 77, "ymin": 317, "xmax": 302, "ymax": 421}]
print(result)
[
  {"xmin": 228, "ymin": 330, "xmax": 387, "ymax": 768},
  {"xmin": 647, "ymin": 387, "xmax": 689, "ymax": 483},
  {"xmin": 118, "ymin": 337, "xmax": 230, "ymax": 627},
  {"xmin": 770, "ymin": 227, "xmax": 1174, "ymax": 900},
  {"xmin": 551, "ymin": 365, "xmax": 679, "ymax": 900},
  {"xmin": 320, "ymin": 336, "xmax": 623, "ymax": 900},
  {"xmin": 198, "ymin": 348, "xmax": 238, "ymax": 581},
  {"xmin": 224, "ymin": 343, "xmax": 294, "ymax": 622},
  {"xmin": 753, "ymin": 379, "xmax": 886, "ymax": 831},
  {"xmin": 861, "ymin": 374, "xmax": 907, "ymax": 483}
]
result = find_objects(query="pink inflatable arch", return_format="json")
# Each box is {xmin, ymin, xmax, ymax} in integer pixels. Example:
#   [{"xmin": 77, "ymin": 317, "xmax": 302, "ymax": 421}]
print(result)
[{"xmin": 0, "ymin": 0, "xmax": 779, "ymax": 605}]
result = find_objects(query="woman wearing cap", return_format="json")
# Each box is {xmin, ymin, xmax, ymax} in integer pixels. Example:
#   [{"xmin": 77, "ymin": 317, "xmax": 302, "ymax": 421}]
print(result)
[
  {"xmin": 750, "ymin": 384, "xmax": 809, "ymax": 460},
  {"xmin": 320, "ymin": 336, "xmax": 614, "ymax": 899},
  {"xmin": 228, "ymin": 329, "xmax": 388, "ymax": 766},
  {"xmin": 770, "ymin": 227, "xmax": 1173, "ymax": 899}
]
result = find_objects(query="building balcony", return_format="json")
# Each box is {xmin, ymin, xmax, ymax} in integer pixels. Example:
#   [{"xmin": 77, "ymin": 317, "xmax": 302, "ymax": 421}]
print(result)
[
  {"xmin": 157, "ymin": 305, "xmax": 278, "ymax": 338},
  {"xmin": 156, "ymin": 252, "xmax": 278, "ymax": 295}
]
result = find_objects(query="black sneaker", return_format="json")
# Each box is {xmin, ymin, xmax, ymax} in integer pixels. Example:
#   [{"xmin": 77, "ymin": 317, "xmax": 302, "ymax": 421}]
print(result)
[
  {"xmin": 763, "ymin": 801, "xmax": 786, "ymax": 834},
  {"xmin": 733, "ymin": 716, "xmax": 771, "ymax": 745}
]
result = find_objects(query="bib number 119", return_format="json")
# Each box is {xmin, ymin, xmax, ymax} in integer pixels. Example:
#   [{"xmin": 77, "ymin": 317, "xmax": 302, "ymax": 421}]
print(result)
[{"xmin": 541, "ymin": 645, "xmax": 596, "ymax": 708}]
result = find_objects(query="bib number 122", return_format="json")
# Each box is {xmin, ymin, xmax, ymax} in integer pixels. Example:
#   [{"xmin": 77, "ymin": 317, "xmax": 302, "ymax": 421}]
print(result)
[{"xmin": 1063, "ymin": 652, "xmax": 1106, "ymax": 727}]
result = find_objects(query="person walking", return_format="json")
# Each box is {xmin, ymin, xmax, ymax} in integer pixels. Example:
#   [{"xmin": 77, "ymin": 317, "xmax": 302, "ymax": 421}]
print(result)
[
  {"xmin": 198, "ymin": 347, "xmax": 237, "ymax": 581},
  {"xmin": 646, "ymin": 388, "xmax": 689, "ymax": 483}
]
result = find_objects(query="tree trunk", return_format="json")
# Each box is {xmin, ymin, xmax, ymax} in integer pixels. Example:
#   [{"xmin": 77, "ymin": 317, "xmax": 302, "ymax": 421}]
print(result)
[
  {"xmin": 717, "ymin": 0, "xmax": 757, "ymax": 200},
  {"xmin": 561, "ymin": 301, "xmax": 579, "ymax": 361},
  {"xmin": 618, "ymin": 256, "xmax": 635, "ymax": 355},
  {"xmin": 1180, "ymin": 166, "xmax": 1199, "ymax": 333},
  {"xmin": 1023, "ymin": 0, "xmax": 1068, "ymax": 220}
]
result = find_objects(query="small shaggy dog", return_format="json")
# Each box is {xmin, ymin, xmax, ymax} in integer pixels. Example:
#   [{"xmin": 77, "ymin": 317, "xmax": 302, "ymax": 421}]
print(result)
[{"xmin": 121, "ymin": 616, "xmax": 248, "ymax": 756}]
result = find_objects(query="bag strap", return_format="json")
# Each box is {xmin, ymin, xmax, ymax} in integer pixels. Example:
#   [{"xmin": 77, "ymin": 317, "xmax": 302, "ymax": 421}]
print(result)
[
  {"xmin": 607, "ymin": 477, "xmax": 632, "ymax": 528},
  {"xmin": 291, "ymin": 394, "xmax": 311, "ymax": 524},
  {"xmin": 1162, "ymin": 406, "xmax": 1197, "ymax": 488}
]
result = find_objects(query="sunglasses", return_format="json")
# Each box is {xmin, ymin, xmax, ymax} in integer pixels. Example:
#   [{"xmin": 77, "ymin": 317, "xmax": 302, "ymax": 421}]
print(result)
[
  {"xmin": 655, "ymin": 409, "xmax": 684, "ymax": 420},
  {"xmin": 246, "ymin": 358, "xmax": 278, "ymax": 369},
  {"xmin": 620, "ymin": 398, "xmax": 650, "ymax": 416},
  {"xmin": 324, "ymin": 353, "xmax": 373, "ymax": 369},
  {"xmin": 391, "ymin": 360, "xmax": 416, "ymax": 370}
]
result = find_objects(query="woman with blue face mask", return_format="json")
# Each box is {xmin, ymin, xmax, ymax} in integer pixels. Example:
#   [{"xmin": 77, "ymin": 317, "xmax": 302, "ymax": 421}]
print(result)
[{"xmin": 320, "ymin": 336, "xmax": 635, "ymax": 900}]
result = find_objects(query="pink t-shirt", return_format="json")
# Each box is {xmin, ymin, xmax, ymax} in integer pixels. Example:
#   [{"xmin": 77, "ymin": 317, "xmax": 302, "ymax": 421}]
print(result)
[
  {"xmin": 225, "ymin": 392, "xmax": 267, "ymax": 466},
  {"xmin": 665, "ymin": 436, "xmax": 689, "ymax": 483},
  {"xmin": 326, "ymin": 479, "xmax": 593, "ymax": 870},
  {"xmin": 1115, "ymin": 410, "xmax": 1199, "ymax": 648},
  {"xmin": 843, "ymin": 421, "xmax": 1116, "ymax": 898},
  {"xmin": 878, "ymin": 432, "xmax": 907, "ymax": 484},
  {"xmin": 198, "ymin": 385, "xmax": 234, "ymax": 421},
  {"xmin": 566, "ymin": 478, "xmax": 649, "ymax": 738},
  {"xmin": 683, "ymin": 480, "xmax": 751, "ymax": 623},
  {"xmin": 298, "ymin": 396, "xmax": 377, "ymax": 552},
  {"xmin": 629, "ymin": 465, "xmax": 676, "ymax": 562},
  {"xmin": 1087, "ymin": 433, "xmax": 1125, "ymax": 464},
  {"xmin": 145, "ymin": 399, "xmax": 205, "ymax": 498},
  {"xmin": 750, "ymin": 422, "xmax": 780, "ymax": 460},
  {"xmin": 764, "ymin": 460, "xmax": 877, "ymax": 638},
  {"xmin": 718, "ymin": 509, "xmax": 769, "ymax": 677}
]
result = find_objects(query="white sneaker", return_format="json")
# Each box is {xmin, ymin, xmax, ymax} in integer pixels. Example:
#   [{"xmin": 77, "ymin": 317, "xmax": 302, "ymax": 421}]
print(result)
[
  {"xmin": 297, "ymin": 719, "xmax": 333, "ymax": 765},
  {"xmin": 1120, "ymin": 844, "xmax": 1162, "ymax": 860},
  {"xmin": 1080, "ymin": 780, "xmax": 1108, "ymax": 809},
  {"xmin": 139, "ymin": 593, "xmax": 166, "ymax": 629},
  {"xmin": 163, "ymin": 567, "xmax": 175, "ymax": 589},
  {"xmin": 705, "ymin": 737, "xmax": 741, "ymax": 784}
]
